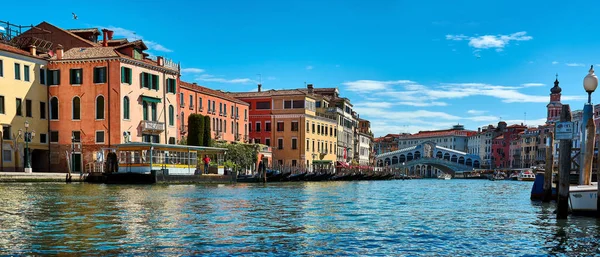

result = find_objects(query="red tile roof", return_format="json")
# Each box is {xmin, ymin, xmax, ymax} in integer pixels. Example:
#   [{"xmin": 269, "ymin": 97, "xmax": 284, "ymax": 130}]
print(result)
[
  {"xmin": 180, "ymin": 81, "xmax": 249, "ymax": 105},
  {"xmin": 0, "ymin": 43, "xmax": 47, "ymax": 60}
]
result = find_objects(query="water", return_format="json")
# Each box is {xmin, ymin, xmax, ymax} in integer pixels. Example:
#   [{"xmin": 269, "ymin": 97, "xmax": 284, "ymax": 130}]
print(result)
[{"xmin": 0, "ymin": 180, "xmax": 599, "ymax": 256}]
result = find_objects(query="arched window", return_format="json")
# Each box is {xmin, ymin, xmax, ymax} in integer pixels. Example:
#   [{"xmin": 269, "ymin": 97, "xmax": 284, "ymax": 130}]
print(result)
[
  {"xmin": 50, "ymin": 97, "xmax": 59, "ymax": 120},
  {"xmin": 168, "ymin": 105, "xmax": 174, "ymax": 126},
  {"xmin": 123, "ymin": 96, "xmax": 130, "ymax": 120},
  {"xmin": 96, "ymin": 95, "xmax": 105, "ymax": 119},
  {"xmin": 72, "ymin": 96, "xmax": 80, "ymax": 120},
  {"xmin": 180, "ymin": 112, "xmax": 185, "ymax": 131},
  {"xmin": 151, "ymin": 103, "xmax": 157, "ymax": 121}
]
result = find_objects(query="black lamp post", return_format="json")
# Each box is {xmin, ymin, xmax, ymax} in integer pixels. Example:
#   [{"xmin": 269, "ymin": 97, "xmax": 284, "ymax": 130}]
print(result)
[{"xmin": 19, "ymin": 121, "xmax": 35, "ymax": 173}]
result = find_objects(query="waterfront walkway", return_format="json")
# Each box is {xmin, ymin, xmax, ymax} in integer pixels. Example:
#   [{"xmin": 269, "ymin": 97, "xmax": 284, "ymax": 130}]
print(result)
[{"xmin": 0, "ymin": 172, "xmax": 83, "ymax": 182}]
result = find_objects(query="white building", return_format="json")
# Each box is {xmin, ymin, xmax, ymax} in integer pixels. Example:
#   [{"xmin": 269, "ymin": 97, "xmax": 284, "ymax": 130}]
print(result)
[
  {"xmin": 396, "ymin": 125, "xmax": 474, "ymax": 152},
  {"xmin": 356, "ymin": 132, "xmax": 372, "ymax": 165}
]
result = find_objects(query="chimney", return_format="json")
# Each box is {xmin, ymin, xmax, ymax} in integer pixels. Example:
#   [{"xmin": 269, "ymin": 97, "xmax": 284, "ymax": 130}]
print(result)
[
  {"xmin": 258, "ymin": 83, "xmax": 262, "ymax": 92},
  {"xmin": 157, "ymin": 56, "xmax": 164, "ymax": 66},
  {"xmin": 101, "ymin": 29, "xmax": 108, "ymax": 47},
  {"xmin": 56, "ymin": 44, "xmax": 64, "ymax": 60},
  {"xmin": 106, "ymin": 30, "xmax": 114, "ymax": 40},
  {"xmin": 307, "ymin": 83, "xmax": 314, "ymax": 94},
  {"xmin": 29, "ymin": 45, "xmax": 36, "ymax": 56}
]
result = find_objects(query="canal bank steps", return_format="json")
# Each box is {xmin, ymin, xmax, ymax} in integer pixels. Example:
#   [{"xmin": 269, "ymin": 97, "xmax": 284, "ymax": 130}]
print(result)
[{"xmin": 0, "ymin": 172, "xmax": 84, "ymax": 182}]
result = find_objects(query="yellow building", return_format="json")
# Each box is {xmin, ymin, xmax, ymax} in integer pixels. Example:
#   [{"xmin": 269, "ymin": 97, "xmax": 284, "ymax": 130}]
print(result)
[{"xmin": 0, "ymin": 43, "xmax": 50, "ymax": 172}]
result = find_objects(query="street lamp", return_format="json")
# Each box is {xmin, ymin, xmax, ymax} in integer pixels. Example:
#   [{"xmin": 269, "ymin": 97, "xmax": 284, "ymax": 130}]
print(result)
[
  {"xmin": 584, "ymin": 65, "xmax": 598, "ymax": 104},
  {"xmin": 20, "ymin": 121, "xmax": 35, "ymax": 173}
]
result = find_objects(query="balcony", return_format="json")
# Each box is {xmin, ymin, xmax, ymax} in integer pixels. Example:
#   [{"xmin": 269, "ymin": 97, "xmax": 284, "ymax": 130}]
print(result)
[
  {"xmin": 189, "ymin": 105, "xmax": 194, "ymax": 110},
  {"xmin": 140, "ymin": 120, "xmax": 165, "ymax": 134}
]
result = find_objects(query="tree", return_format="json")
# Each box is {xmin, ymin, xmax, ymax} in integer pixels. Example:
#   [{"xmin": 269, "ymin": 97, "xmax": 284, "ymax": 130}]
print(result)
[
  {"xmin": 198, "ymin": 115, "xmax": 205, "ymax": 146},
  {"xmin": 203, "ymin": 115, "xmax": 212, "ymax": 147},
  {"xmin": 215, "ymin": 142, "xmax": 257, "ymax": 172},
  {"xmin": 187, "ymin": 114, "xmax": 202, "ymax": 146}
]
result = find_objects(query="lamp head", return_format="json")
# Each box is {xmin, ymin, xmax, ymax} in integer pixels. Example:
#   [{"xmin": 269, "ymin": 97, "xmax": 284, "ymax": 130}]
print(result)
[{"xmin": 584, "ymin": 65, "xmax": 598, "ymax": 93}]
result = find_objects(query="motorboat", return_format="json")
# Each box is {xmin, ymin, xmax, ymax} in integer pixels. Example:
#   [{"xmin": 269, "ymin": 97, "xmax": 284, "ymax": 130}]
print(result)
[
  {"xmin": 569, "ymin": 182, "xmax": 598, "ymax": 213},
  {"xmin": 518, "ymin": 171, "xmax": 536, "ymax": 181},
  {"xmin": 438, "ymin": 173, "xmax": 452, "ymax": 180}
]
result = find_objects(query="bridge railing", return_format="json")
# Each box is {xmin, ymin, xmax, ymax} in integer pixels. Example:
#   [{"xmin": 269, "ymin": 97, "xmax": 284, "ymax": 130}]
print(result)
[{"xmin": 387, "ymin": 157, "xmax": 477, "ymax": 169}]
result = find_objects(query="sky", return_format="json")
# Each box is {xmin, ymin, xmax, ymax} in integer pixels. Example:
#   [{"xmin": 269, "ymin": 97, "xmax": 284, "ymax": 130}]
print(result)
[{"xmin": 3, "ymin": 0, "xmax": 599, "ymax": 137}]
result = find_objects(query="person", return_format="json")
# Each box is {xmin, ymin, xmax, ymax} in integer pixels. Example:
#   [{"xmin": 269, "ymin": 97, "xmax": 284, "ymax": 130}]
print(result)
[{"xmin": 203, "ymin": 155, "xmax": 211, "ymax": 174}]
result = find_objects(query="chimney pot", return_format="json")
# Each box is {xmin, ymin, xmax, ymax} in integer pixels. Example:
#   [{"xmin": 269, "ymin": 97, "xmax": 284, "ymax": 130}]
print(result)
[
  {"xmin": 157, "ymin": 56, "xmax": 164, "ymax": 66},
  {"xmin": 307, "ymin": 83, "xmax": 314, "ymax": 94},
  {"xmin": 106, "ymin": 30, "xmax": 114, "ymax": 40},
  {"xmin": 29, "ymin": 45, "xmax": 36, "ymax": 56},
  {"xmin": 56, "ymin": 44, "xmax": 64, "ymax": 60},
  {"xmin": 258, "ymin": 83, "xmax": 262, "ymax": 92},
  {"xmin": 101, "ymin": 29, "xmax": 109, "ymax": 47}
]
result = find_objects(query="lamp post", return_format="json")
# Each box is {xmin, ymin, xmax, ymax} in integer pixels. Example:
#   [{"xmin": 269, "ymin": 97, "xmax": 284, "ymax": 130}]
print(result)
[
  {"xmin": 580, "ymin": 65, "xmax": 598, "ymax": 185},
  {"xmin": 20, "ymin": 121, "xmax": 35, "ymax": 173}
]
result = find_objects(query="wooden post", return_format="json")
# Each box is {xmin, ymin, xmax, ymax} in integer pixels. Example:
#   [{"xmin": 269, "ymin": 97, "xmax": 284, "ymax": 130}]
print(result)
[
  {"xmin": 583, "ymin": 118, "xmax": 595, "ymax": 185},
  {"xmin": 543, "ymin": 131, "xmax": 554, "ymax": 202},
  {"xmin": 557, "ymin": 105, "xmax": 572, "ymax": 219}
]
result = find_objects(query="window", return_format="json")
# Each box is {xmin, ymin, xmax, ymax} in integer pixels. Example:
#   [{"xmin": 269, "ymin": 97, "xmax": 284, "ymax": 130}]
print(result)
[
  {"xmin": 40, "ymin": 69, "xmax": 45, "ymax": 84},
  {"xmin": 96, "ymin": 131, "xmax": 105, "ymax": 143},
  {"xmin": 96, "ymin": 95, "xmax": 105, "ymax": 119},
  {"xmin": 72, "ymin": 131, "xmax": 81, "ymax": 142},
  {"xmin": 123, "ymin": 97, "xmax": 130, "ymax": 119},
  {"xmin": 219, "ymin": 103, "xmax": 223, "ymax": 115},
  {"xmin": 24, "ymin": 65, "xmax": 30, "ymax": 81},
  {"xmin": 278, "ymin": 138, "xmax": 284, "ymax": 150},
  {"xmin": 291, "ymin": 121, "xmax": 298, "ymax": 131},
  {"xmin": 50, "ymin": 131, "xmax": 59, "ymax": 143},
  {"xmin": 307, "ymin": 140, "xmax": 310, "ymax": 151},
  {"xmin": 207, "ymin": 99, "xmax": 211, "ymax": 111},
  {"xmin": 292, "ymin": 138, "xmax": 297, "ymax": 150},
  {"xmin": 169, "ymin": 137, "xmax": 176, "ymax": 144},
  {"xmin": 213, "ymin": 101, "xmax": 216, "ymax": 113},
  {"xmin": 284, "ymin": 100, "xmax": 292, "ymax": 109},
  {"xmin": 167, "ymin": 78, "xmax": 176, "ymax": 93},
  {"xmin": 312, "ymin": 123, "xmax": 315, "ymax": 133},
  {"xmin": 0, "ymin": 96, "xmax": 4, "ymax": 114},
  {"xmin": 231, "ymin": 106, "xmax": 234, "ymax": 117},
  {"xmin": 40, "ymin": 101, "xmax": 46, "ymax": 119},
  {"xmin": 141, "ymin": 72, "xmax": 159, "ymax": 90},
  {"xmin": 317, "ymin": 125, "xmax": 320, "ymax": 134},
  {"xmin": 151, "ymin": 103, "xmax": 157, "ymax": 121},
  {"xmin": 121, "ymin": 67, "xmax": 132, "ymax": 84},
  {"xmin": 25, "ymin": 99, "xmax": 32, "ymax": 117},
  {"xmin": 265, "ymin": 121, "xmax": 271, "ymax": 132},
  {"xmin": 2, "ymin": 150, "xmax": 11, "ymax": 162},
  {"xmin": 142, "ymin": 134, "xmax": 159, "ymax": 143},
  {"xmin": 293, "ymin": 100, "xmax": 304, "ymax": 108},
  {"xmin": 277, "ymin": 121, "xmax": 284, "ymax": 131},
  {"xmin": 40, "ymin": 133, "xmax": 47, "ymax": 144},
  {"xmin": 256, "ymin": 122, "xmax": 261, "ymax": 132},
  {"xmin": 231, "ymin": 121, "xmax": 234, "ymax": 134},
  {"xmin": 199, "ymin": 97, "xmax": 203, "ymax": 110},
  {"xmin": 142, "ymin": 101, "xmax": 148, "ymax": 120},
  {"xmin": 224, "ymin": 104, "xmax": 227, "ymax": 116},
  {"xmin": 2, "ymin": 126, "xmax": 10, "ymax": 140},
  {"xmin": 93, "ymin": 67, "xmax": 107, "ymax": 83},
  {"xmin": 180, "ymin": 93, "xmax": 185, "ymax": 107},
  {"xmin": 265, "ymin": 138, "xmax": 270, "ymax": 146},
  {"xmin": 169, "ymin": 105, "xmax": 174, "ymax": 126},
  {"xmin": 307, "ymin": 122, "xmax": 309, "ymax": 132},
  {"xmin": 256, "ymin": 101, "xmax": 270, "ymax": 109},
  {"xmin": 50, "ymin": 97, "xmax": 58, "ymax": 120},
  {"xmin": 0, "ymin": 60, "xmax": 3, "ymax": 77},
  {"xmin": 14, "ymin": 63, "xmax": 20, "ymax": 80},
  {"xmin": 244, "ymin": 109, "xmax": 247, "ymax": 120},
  {"xmin": 292, "ymin": 160, "xmax": 297, "ymax": 167},
  {"xmin": 70, "ymin": 68, "xmax": 82, "ymax": 84},
  {"xmin": 15, "ymin": 98, "xmax": 22, "ymax": 116},
  {"xmin": 255, "ymin": 138, "xmax": 261, "ymax": 144},
  {"xmin": 48, "ymin": 70, "xmax": 60, "ymax": 85},
  {"xmin": 189, "ymin": 95, "xmax": 194, "ymax": 109}
]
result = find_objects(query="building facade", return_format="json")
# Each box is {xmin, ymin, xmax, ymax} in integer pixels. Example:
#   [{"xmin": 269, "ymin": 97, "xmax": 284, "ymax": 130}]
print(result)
[{"xmin": 396, "ymin": 125, "xmax": 475, "ymax": 152}]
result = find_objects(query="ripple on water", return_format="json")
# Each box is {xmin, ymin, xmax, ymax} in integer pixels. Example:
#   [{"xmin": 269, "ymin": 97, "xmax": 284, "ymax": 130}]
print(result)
[{"xmin": 0, "ymin": 180, "xmax": 599, "ymax": 256}]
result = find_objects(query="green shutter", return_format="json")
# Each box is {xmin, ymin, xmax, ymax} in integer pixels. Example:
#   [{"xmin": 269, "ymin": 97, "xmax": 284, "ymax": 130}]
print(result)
[
  {"xmin": 140, "ymin": 73, "xmax": 145, "ymax": 88},
  {"xmin": 143, "ymin": 101, "xmax": 148, "ymax": 120},
  {"xmin": 121, "ymin": 67, "xmax": 125, "ymax": 83},
  {"xmin": 156, "ymin": 75, "xmax": 159, "ymax": 90},
  {"xmin": 128, "ymin": 68, "xmax": 132, "ymax": 84}
]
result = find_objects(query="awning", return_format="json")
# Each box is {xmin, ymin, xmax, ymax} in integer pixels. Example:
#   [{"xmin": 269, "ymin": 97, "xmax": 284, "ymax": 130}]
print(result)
[
  {"xmin": 313, "ymin": 160, "xmax": 332, "ymax": 164},
  {"xmin": 141, "ymin": 96, "xmax": 161, "ymax": 103}
]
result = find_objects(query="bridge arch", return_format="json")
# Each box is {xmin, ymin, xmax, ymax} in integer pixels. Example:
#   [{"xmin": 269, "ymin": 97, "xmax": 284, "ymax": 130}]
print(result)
[
  {"xmin": 377, "ymin": 159, "xmax": 383, "ymax": 167},
  {"xmin": 466, "ymin": 158, "xmax": 472, "ymax": 166},
  {"xmin": 436, "ymin": 151, "xmax": 443, "ymax": 158},
  {"xmin": 399, "ymin": 154, "xmax": 406, "ymax": 163},
  {"xmin": 473, "ymin": 160, "xmax": 480, "ymax": 168},
  {"xmin": 392, "ymin": 156, "xmax": 398, "ymax": 165},
  {"xmin": 458, "ymin": 156, "xmax": 465, "ymax": 165},
  {"xmin": 407, "ymin": 153, "xmax": 413, "ymax": 161},
  {"xmin": 384, "ymin": 158, "xmax": 391, "ymax": 166},
  {"xmin": 451, "ymin": 155, "xmax": 457, "ymax": 162},
  {"xmin": 443, "ymin": 153, "xmax": 450, "ymax": 160},
  {"xmin": 414, "ymin": 151, "xmax": 421, "ymax": 159}
]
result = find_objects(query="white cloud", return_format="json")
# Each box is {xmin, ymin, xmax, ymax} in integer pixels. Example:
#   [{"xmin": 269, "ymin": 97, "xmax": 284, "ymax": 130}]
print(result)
[
  {"xmin": 467, "ymin": 110, "xmax": 487, "ymax": 115},
  {"xmin": 181, "ymin": 68, "xmax": 205, "ymax": 74},
  {"xmin": 552, "ymin": 61, "xmax": 559, "ymax": 65},
  {"xmin": 566, "ymin": 63, "xmax": 585, "ymax": 67},
  {"xmin": 306, "ymin": 66, "xmax": 313, "ymax": 70},
  {"xmin": 104, "ymin": 26, "xmax": 173, "ymax": 52},
  {"xmin": 342, "ymin": 79, "xmax": 415, "ymax": 92},
  {"xmin": 521, "ymin": 83, "xmax": 545, "ymax": 87},
  {"xmin": 446, "ymin": 31, "xmax": 532, "ymax": 52}
]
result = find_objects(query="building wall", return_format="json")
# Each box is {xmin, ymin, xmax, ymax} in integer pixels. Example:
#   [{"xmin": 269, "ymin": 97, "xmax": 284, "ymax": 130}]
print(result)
[
  {"xmin": 357, "ymin": 133, "xmax": 371, "ymax": 165},
  {"xmin": 244, "ymin": 97, "xmax": 271, "ymax": 146},
  {"xmin": 47, "ymin": 59, "xmax": 121, "ymax": 172},
  {"xmin": 0, "ymin": 50, "xmax": 49, "ymax": 172}
]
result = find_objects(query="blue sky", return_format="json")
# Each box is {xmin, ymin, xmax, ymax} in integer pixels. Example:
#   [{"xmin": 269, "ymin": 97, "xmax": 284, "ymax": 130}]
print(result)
[{"xmin": 3, "ymin": 0, "xmax": 598, "ymax": 136}]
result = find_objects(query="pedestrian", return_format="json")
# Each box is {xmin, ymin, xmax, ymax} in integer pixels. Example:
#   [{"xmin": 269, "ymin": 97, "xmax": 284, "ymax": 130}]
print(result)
[{"xmin": 203, "ymin": 155, "xmax": 211, "ymax": 174}]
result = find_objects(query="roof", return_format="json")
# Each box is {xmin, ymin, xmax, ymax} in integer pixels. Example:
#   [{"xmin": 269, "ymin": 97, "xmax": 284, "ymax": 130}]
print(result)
[
  {"xmin": 115, "ymin": 40, "xmax": 148, "ymax": 51},
  {"xmin": 52, "ymin": 47, "xmax": 119, "ymax": 60},
  {"xmin": 38, "ymin": 22, "xmax": 97, "ymax": 47},
  {"xmin": 180, "ymin": 81, "xmax": 249, "ymax": 105},
  {"xmin": 399, "ymin": 129, "xmax": 476, "ymax": 139},
  {"xmin": 66, "ymin": 28, "xmax": 101, "ymax": 34},
  {"xmin": 0, "ymin": 42, "xmax": 47, "ymax": 60},
  {"xmin": 229, "ymin": 87, "xmax": 339, "ymax": 99}
]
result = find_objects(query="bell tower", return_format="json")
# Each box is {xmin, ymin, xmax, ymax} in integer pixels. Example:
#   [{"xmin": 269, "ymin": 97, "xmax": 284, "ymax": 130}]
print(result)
[{"xmin": 546, "ymin": 74, "xmax": 562, "ymax": 123}]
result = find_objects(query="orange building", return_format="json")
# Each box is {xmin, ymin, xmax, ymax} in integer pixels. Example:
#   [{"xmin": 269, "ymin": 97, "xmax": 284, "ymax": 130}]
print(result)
[{"xmin": 178, "ymin": 81, "xmax": 249, "ymax": 143}]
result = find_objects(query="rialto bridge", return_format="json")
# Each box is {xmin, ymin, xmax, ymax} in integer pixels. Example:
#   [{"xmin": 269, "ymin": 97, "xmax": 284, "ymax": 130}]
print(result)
[{"xmin": 375, "ymin": 141, "xmax": 481, "ymax": 178}]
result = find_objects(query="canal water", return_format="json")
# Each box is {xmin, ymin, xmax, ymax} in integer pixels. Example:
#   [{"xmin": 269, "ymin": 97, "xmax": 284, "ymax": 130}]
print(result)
[{"xmin": 0, "ymin": 180, "xmax": 599, "ymax": 256}]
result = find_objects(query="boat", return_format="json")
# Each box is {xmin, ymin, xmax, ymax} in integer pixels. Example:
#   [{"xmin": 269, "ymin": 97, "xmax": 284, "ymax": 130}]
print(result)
[
  {"xmin": 438, "ymin": 173, "xmax": 452, "ymax": 180},
  {"xmin": 518, "ymin": 171, "xmax": 536, "ymax": 181},
  {"xmin": 569, "ymin": 182, "xmax": 598, "ymax": 214}
]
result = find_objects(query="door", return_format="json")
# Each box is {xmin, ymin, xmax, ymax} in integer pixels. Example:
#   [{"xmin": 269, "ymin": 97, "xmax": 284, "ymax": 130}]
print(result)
[{"xmin": 72, "ymin": 153, "xmax": 82, "ymax": 173}]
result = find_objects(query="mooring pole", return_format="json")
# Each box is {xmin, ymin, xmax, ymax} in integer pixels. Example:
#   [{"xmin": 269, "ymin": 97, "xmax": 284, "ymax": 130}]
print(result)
[
  {"xmin": 557, "ymin": 105, "xmax": 572, "ymax": 219},
  {"xmin": 583, "ymin": 118, "xmax": 595, "ymax": 185},
  {"xmin": 543, "ymin": 131, "xmax": 554, "ymax": 202},
  {"xmin": 597, "ymin": 134, "xmax": 600, "ymax": 218}
]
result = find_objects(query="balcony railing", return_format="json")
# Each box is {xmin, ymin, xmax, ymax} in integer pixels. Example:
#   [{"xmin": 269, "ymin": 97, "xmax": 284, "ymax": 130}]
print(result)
[{"xmin": 140, "ymin": 120, "xmax": 165, "ymax": 134}]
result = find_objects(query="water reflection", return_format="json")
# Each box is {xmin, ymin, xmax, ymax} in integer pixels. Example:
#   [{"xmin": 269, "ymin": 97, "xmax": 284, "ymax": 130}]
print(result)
[{"xmin": 0, "ymin": 181, "xmax": 598, "ymax": 255}]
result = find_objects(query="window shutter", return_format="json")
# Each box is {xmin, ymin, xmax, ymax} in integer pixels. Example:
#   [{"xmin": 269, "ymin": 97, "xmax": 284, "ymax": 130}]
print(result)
[
  {"xmin": 121, "ymin": 67, "xmax": 125, "ymax": 83},
  {"xmin": 140, "ymin": 73, "xmax": 145, "ymax": 88},
  {"xmin": 128, "ymin": 69, "xmax": 132, "ymax": 84},
  {"xmin": 56, "ymin": 70, "xmax": 61, "ymax": 85},
  {"xmin": 156, "ymin": 75, "xmax": 160, "ymax": 90}
]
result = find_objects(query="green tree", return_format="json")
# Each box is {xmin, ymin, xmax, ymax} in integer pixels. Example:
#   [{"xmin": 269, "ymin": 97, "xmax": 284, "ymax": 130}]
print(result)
[
  {"xmin": 187, "ymin": 114, "xmax": 202, "ymax": 146},
  {"xmin": 198, "ymin": 115, "xmax": 205, "ymax": 146},
  {"xmin": 215, "ymin": 142, "xmax": 258, "ymax": 171},
  {"xmin": 203, "ymin": 115, "xmax": 212, "ymax": 147}
]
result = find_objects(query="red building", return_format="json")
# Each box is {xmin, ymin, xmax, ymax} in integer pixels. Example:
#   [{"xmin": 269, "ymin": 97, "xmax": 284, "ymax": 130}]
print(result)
[
  {"xmin": 178, "ymin": 81, "xmax": 249, "ymax": 143},
  {"xmin": 491, "ymin": 123, "xmax": 527, "ymax": 168},
  {"xmin": 228, "ymin": 84, "xmax": 274, "ymax": 146}
]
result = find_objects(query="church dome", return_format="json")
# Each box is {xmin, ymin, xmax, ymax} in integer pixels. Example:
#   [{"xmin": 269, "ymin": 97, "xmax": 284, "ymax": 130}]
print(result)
[{"xmin": 551, "ymin": 78, "xmax": 562, "ymax": 94}]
